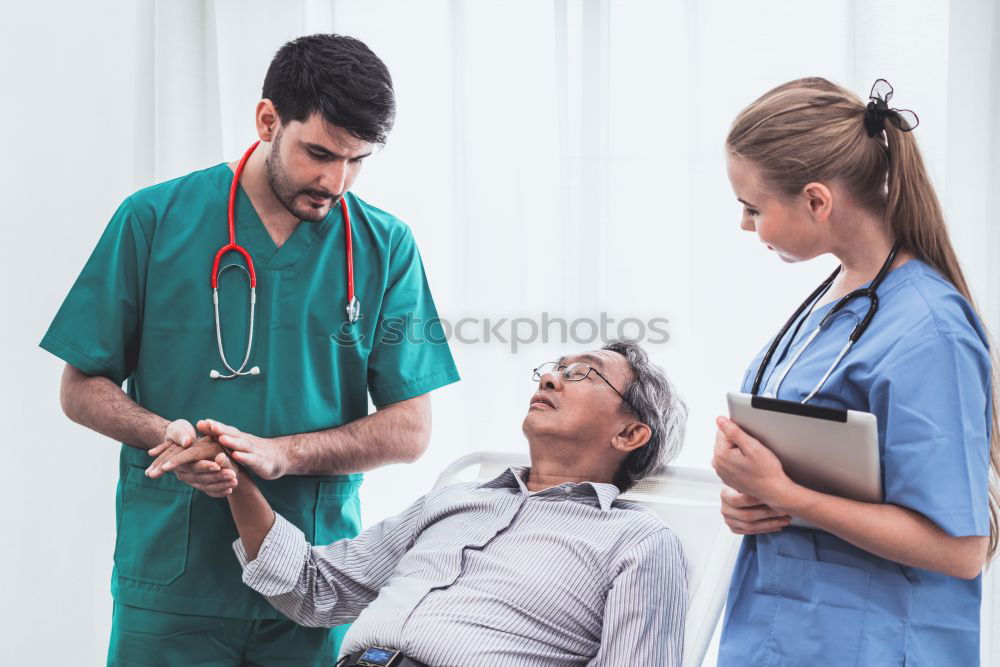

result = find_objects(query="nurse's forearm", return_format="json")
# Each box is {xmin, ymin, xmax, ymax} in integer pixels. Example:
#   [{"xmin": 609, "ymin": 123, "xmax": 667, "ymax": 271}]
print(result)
[
  {"xmin": 227, "ymin": 470, "xmax": 275, "ymax": 561},
  {"xmin": 59, "ymin": 363, "xmax": 168, "ymax": 451},
  {"xmin": 773, "ymin": 484, "xmax": 988, "ymax": 579},
  {"xmin": 279, "ymin": 394, "xmax": 432, "ymax": 475}
]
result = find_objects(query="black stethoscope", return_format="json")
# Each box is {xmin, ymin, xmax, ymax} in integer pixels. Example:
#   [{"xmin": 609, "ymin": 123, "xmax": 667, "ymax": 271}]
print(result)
[{"xmin": 751, "ymin": 243, "xmax": 901, "ymax": 403}]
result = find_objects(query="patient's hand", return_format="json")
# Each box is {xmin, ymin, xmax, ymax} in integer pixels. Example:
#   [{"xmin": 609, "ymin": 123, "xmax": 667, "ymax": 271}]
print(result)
[{"xmin": 146, "ymin": 436, "xmax": 239, "ymax": 497}]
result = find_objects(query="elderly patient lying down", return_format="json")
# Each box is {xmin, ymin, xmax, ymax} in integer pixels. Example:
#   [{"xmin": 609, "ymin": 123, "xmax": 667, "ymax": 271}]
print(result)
[{"xmin": 146, "ymin": 338, "xmax": 689, "ymax": 667}]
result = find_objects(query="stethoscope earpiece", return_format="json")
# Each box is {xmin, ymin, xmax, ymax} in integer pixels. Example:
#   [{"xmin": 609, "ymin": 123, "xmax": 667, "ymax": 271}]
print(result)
[{"xmin": 209, "ymin": 367, "xmax": 259, "ymax": 380}]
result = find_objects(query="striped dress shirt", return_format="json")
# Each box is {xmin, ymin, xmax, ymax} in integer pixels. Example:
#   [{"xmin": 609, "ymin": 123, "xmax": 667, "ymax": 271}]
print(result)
[{"xmin": 234, "ymin": 466, "xmax": 687, "ymax": 666}]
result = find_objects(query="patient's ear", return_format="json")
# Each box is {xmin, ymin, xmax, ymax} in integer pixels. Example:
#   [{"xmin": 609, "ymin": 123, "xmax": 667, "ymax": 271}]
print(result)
[{"xmin": 612, "ymin": 421, "xmax": 651, "ymax": 454}]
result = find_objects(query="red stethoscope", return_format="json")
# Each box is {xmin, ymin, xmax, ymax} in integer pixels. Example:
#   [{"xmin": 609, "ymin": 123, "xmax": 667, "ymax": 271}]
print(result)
[{"xmin": 209, "ymin": 141, "xmax": 360, "ymax": 380}]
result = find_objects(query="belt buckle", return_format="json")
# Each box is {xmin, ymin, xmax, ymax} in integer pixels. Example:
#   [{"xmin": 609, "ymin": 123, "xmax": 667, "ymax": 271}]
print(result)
[{"xmin": 356, "ymin": 646, "xmax": 402, "ymax": 666}]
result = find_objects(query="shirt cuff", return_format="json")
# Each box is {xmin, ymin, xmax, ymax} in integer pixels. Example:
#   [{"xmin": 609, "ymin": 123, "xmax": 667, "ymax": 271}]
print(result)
[{"xmin": 232, "ymin": 513, "xmax": 310, "ymax": 597}]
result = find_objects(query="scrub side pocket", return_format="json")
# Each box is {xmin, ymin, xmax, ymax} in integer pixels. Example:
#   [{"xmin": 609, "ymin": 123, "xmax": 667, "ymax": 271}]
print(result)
[
  {"xmin": 762, "ymin": 554, "xmax": 871, "ymax": 666},
  {"xmin": 314, "ymin": 479, "xmax": 363, "ymax": 546},
  {"xmin": 114, "ymin": 465, "xmax": 193, "ymax": 586}
]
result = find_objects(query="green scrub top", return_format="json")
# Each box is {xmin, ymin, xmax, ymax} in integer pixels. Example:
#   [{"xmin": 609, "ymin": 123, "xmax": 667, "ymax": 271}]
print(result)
[{"xmin": 40, "ymin": 163, "xmax": 460, "ymax": 618}]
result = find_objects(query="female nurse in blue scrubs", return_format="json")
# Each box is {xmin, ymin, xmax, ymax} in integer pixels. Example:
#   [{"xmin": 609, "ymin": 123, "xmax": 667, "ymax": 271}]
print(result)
[{"xmin": 712, "ymin": 77, "xmax": 997, "ymax": 666}]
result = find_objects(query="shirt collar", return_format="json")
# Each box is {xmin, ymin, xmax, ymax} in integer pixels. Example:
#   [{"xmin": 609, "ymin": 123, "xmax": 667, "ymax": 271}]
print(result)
[{"xmin": 479, "ymin": 466, "xmax": 622, "ymax": 511}]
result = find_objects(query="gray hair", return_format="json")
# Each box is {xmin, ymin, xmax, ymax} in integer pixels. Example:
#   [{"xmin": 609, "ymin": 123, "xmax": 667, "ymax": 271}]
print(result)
[{"xmin": 602, "ymin": 338, "xmax": 688, "ymax": 491}]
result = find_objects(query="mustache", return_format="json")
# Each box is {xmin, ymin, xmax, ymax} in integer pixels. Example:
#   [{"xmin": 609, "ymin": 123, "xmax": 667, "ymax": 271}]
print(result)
[{"xmin": 301, "ymin": 189, "xmax": 337, "ymax": 201}]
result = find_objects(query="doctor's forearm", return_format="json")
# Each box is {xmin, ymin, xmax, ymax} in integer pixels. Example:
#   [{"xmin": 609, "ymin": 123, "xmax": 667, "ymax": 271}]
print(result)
[
  {"xmin": 59, "ymin": 364, "xmax": 168, "ymax": 451},
  {"xmin": 277, "ymin": 394, "xmax": 432, "ymax": 476},
  {"xmin": 775, "ymin": 484, "xmax": 988, "ymax": 579}
]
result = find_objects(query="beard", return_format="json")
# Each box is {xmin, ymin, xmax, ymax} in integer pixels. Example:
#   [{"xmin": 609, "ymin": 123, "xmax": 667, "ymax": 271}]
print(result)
[{"xmin": 264, "ymin": 129, "xmax": 337, "ymax": 223}]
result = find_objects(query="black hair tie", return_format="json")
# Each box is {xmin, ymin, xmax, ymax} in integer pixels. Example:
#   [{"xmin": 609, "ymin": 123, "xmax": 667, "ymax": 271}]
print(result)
[{"xmin": 863, "ymin": 79, "xmax": 920, "ymax": 137}]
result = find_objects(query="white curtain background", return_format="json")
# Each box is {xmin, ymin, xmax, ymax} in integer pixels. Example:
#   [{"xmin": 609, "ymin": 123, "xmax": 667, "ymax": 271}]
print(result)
[{"xmin": 2, "ymin": 1, "xmax": 998, "ymax": 664}]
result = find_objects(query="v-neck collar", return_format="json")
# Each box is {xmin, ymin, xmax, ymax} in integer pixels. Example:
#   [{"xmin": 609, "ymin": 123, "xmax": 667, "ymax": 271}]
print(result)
[
  {"xmin": 798, "ymin": 256, "xmax": 923, "ymax": 332},
  {"xmin": 758, "ymin": 259, "xmax": 926, "ymax": 396},
  {"xmin": 215, "ymin": 162, "xmax": 335, "ymax": 271}
]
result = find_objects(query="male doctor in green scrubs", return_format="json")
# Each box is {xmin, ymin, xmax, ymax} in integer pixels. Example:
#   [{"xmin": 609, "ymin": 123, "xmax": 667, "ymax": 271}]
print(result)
[{"xmin": 41, "ymin": 34, "xmax": 459, "ymax": 666}]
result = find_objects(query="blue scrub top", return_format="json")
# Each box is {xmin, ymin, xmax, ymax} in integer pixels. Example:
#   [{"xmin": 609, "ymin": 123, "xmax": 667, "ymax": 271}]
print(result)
[{"xmin": 718, "ymin": 258, "xmax": 992, "ymax": 666}]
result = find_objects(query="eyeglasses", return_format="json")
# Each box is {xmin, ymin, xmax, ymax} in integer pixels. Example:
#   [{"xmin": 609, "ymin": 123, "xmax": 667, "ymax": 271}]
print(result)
[{"xmin": 531, "ymin": 361, "xmax": 637, "ymax": 414}]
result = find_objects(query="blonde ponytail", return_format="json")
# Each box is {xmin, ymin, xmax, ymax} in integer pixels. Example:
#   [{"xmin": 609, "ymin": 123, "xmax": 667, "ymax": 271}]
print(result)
[{"xmin": 883, "ymin": 121, "xmax": 1000, "ymax": 561}]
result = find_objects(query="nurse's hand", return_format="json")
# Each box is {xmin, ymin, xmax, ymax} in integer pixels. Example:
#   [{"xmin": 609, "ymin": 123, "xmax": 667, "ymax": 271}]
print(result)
[
  {"xmin": 720, "ymin": 487, "xmax": 791, "ymax": 534},
  {"xmin": 711, "ymin": 416, "xmax": 797, "ymax": 511},
  {"xmin": 199, "ymin": 419, "xmax": 287, "ymax": 480}
]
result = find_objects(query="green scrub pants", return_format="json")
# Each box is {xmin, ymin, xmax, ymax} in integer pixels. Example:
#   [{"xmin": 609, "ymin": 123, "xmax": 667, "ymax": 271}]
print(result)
[{"xmin": 107, "ymin": 603, "xmax": 348, "ymax": 666}]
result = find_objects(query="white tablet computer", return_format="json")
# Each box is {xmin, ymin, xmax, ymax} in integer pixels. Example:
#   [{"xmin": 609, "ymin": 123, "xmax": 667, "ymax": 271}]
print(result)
[{"xmin": 726, "ymin": 392, "xmax": 882, "ymax": 529}]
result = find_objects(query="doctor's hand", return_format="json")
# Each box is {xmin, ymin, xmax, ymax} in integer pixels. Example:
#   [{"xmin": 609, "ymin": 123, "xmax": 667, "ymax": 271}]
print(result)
[
  {"xmin": 711, "ymin": 416, "xmax": 797, "ymax": 512},
  {"xmin": 144, "ymin": 418, "xmax": 196, "ymax": 483},
  {"xmin": 146, "ymin": 436, "xmax": 239, "ymax": 497},
  {"xmin": 161, "ymin": 418, "xmax": 197, "ymax": 448},
  {"xmin": 198, "ymin": 419, "xmax": 288, "ymax": 480}
]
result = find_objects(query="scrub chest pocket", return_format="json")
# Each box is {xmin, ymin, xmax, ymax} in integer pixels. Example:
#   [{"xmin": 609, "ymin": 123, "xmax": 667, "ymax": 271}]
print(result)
[{"xmin": 114, "ymin": 466, "xmax": 193, "ymax": 586}]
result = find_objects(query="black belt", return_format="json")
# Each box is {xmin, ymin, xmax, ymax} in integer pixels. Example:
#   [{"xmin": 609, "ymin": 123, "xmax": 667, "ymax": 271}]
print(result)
[{"xmin": 337, "ymin": 646, "xmax": 429, "ymax": 667}]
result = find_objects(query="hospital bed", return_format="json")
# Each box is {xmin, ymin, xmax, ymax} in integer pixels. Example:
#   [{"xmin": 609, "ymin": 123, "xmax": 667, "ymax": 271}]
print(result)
[{"xmin": 433, "ymin": 451, "xmax": 742, "ymax": 667}]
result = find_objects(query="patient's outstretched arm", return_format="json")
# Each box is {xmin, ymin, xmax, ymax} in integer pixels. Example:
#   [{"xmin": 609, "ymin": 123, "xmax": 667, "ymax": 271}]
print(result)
[
  {"xmin": 230, "ymin": 473, "xmax": 429, "ymax": 628},
  {"xmin": 227, "ymin": 465, "xmax": 276, "ymax": 560}
]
